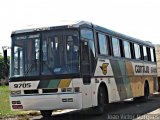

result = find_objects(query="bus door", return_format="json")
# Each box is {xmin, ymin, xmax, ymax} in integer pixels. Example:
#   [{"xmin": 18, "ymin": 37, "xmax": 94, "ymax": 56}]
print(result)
[{"xmin": 81, "ymin": 40, "xmax": 92, "ymax": 108}]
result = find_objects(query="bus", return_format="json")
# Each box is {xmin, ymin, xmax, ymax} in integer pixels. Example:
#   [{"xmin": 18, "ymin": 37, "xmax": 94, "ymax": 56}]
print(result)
[{"xmin": 9, "ymin": 21, "xmax": 158, "ymax": 117}]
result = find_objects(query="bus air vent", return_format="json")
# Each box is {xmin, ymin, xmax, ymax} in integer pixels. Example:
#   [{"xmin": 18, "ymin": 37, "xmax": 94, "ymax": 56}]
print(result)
[{"xmin": 42, "ymin": 89, "xmax": 58, "ymax": 93}]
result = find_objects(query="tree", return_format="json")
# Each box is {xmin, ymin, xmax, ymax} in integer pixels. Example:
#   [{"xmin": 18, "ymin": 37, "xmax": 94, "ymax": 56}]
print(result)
[{"xmin": 0, "ymin": 55, "xmax": 10, "ymax": 83}]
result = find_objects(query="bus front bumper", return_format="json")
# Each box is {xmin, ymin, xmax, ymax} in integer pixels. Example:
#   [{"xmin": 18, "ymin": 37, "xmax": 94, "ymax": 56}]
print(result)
[{"xmin": 10, "ymin": 93, "xmax": 82, "ymax": 111}]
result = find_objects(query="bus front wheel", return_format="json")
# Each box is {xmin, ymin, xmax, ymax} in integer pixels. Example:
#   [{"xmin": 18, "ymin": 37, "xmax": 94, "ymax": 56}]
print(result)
[
  {"xmin": 40, "ymin": 110, "xmax": 53, "ymax": 117},
  {"xmin": 93, "ymin": 85, "xmax": 108, "ymax": 115}
]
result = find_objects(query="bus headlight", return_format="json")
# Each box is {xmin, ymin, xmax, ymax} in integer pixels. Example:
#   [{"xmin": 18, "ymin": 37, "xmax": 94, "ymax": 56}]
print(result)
[
  {"xmin": 11, "ymin": 90, "xmax": 21, "ymax": 95},
  {"xmin": 61, "ymin": 88, "xmax": 73, "ymax": 92},
  {"xmin": 61, "ymin": 88, "xmax": 66, "ymax": 92},
  {"xmin": 61, "ymin": 87, "xmax": 80, "ymax": 93},
  {"xmin": 67, "ymin": 88, "xmax": 73, "ymax": 92}
]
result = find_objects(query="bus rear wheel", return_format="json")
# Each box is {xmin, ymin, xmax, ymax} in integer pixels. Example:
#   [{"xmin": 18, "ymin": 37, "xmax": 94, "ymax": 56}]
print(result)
[
  {"xmin": 40, "ymin": 110, "xmax": 53, "ymax": 117},
  {"xmin": 142, "ymin": 82, "xmax": 150, "ymax": 101}
]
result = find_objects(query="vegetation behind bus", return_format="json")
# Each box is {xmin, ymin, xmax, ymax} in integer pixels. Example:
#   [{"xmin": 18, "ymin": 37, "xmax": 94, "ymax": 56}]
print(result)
[
  {"xmin": 0, "ymin": 54, "xmax": 10, "ymax": 85},
  {"xmin": 0, "ymin": 86, "xmax": 30, "ymax": 118}
]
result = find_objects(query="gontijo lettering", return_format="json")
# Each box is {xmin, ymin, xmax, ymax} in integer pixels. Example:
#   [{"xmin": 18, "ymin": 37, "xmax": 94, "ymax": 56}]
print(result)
[{"xmin": 135, "ymin": 65, "xmax": 149, "ymax": 73}]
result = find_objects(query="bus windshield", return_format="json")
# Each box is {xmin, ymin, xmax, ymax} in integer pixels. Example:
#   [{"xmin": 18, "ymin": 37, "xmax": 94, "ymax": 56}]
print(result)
[{"xmin": 11, "ymin": 30, "xmax": 79, "ymax": 77}]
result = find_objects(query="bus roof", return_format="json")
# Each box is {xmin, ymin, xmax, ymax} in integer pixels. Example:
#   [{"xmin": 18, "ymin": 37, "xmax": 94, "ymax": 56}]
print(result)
[{"xmin": 11, "ymin": 21, "xmax": 154, "ymax": 47}]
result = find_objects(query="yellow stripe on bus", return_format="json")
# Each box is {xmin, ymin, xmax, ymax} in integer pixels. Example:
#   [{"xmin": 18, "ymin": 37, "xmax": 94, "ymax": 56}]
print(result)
[{"xmin": 58, "ymin": 79, "xmax": 71, "ymax": 88}]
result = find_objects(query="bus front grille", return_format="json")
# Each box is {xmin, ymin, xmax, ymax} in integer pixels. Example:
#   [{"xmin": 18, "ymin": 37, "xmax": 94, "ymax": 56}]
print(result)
[
  {"xmin": 42, "ymin": 89, "xmax": 58, "ymax": 93},
  {"xmin": 24, "ymin": 90, "xmax": 38, "ymax": 94}
]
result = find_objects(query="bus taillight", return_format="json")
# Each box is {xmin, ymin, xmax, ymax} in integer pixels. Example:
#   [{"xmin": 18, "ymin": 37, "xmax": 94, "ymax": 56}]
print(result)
[{"xmin": 12, "ymin": 105, "xmax": 23, "ymax": 109}]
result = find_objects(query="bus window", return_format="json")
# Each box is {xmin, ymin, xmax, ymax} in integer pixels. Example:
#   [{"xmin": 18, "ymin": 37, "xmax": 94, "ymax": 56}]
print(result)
[
  {"xmin": 134, "ymin": 43, "xmax": 141, "ymax": 60},
  {"xmin": 97, "ymin": 33, "xmax": 108, "ymax": 55},
  {"xmin": 41, "ymin": 33, "xmax": 79, "ymax": 75},
  {"xmin": 66, "ymin": 35, "xmax": 79, "ymax": 62},
  {"xmin": 112, "ymin": 37, "xmax": 121, "ymax": 57},
  {"xmin": 143, "ymin": 46, "xmax": 148, "ymax": 61},
  {"xmin": 14, "ymin": 47, "xmax": 23, "ymax": 75},
  {"xmin": 11, "ymin": 36, "xmax": 41, "ymax": 77},
  {"xmin": 80, "ymin": 29, "xmax": 93, "ymax": 40},
  {"xmin": 123, "ymin": 41, "xmax": 131, "ymax": 59}
]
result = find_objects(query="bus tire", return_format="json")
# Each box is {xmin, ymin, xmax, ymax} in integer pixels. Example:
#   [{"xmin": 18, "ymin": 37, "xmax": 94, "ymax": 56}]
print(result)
[
  {"xmin": 40, "ymin": 110, "xmax": 53, "ymax": 117},
  {"xmin": 142, "ymin": 81, "xmax": 150, "ymax": 101},
  {"xmin": 93, "ymin": 85, "xmax": 108, "ymax": 115}
]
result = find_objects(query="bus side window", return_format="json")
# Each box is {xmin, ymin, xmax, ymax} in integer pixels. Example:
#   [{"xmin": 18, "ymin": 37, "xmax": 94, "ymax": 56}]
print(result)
[
  {"xmin": 134, "ymin": 43, "xmax": 141, "ymax": 60},
  {"xmin": 150, "ymin": 48, "xmax": 155, "ymax": 62},
  {"xmin": 111, "ymin": 37, "xmax": 121, "ymax": 57},
  {"xmin": 97, "ymin": 33, "xmax": 108, "ymax": 55},
  {"xmin": 123, "ymin": 40, "xmax": 131, "ymax": 59},
  {"xmin": 143, "ymin": 46, "xmax": 148, "ymax": 61}
]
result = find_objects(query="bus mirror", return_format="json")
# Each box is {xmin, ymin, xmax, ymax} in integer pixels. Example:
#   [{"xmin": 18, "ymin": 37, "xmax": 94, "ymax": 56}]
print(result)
[{"xmin": 3, "ymin": 49, "xmax": 7, "ymax": 65}]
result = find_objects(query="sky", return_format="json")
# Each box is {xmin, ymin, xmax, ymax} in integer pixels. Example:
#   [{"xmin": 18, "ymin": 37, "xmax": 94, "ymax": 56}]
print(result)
[{"xmin": 0, "ymin": 0, "xmax": 160, "ymax": 54}]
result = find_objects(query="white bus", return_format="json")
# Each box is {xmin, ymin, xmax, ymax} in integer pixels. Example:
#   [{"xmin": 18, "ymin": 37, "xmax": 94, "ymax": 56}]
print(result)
[{"xmin": 9, "ymin": 21, "xmax": 158, "ymax": 117}]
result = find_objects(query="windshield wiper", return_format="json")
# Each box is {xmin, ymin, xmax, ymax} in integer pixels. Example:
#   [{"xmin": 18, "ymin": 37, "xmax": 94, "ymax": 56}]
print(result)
[
  {"xmin": 24, "ymin": 60, "xmax": 38, "ymax": 76},
  {"xmin": 42, "ymin": 61, "xmax": 55, "ymax": 74}
]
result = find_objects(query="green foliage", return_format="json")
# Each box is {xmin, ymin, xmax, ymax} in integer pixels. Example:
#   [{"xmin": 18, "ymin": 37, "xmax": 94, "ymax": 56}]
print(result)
[
  {"xmin": 0, "ymin": 55, "xmax": 10, "ymax": 80},
  {"xmin": 0, "ymin": 86, "xmax": 29, "ymax": 118}
]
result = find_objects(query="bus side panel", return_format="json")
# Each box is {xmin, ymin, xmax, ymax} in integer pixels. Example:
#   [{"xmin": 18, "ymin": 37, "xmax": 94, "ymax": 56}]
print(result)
[{"xmin": 93, "ymin": 58, "xmax": 157, "ymax": 106}]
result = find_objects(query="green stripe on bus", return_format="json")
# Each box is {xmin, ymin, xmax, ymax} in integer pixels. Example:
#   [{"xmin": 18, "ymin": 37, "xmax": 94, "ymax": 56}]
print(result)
[
  {"xmin": 38, "ymin": 80, "xmax": 50, "ymax": 88},
  {"xmin": 38, "ymin": 79, "xmax": 60, "ymax": 89},
  {"xmin": 118, "ymin": 61, "xmax": 126, "ymax": 76},
  {"xmin": 110, "ymin": 60, "xmax": 127, "ymax": 100},
  {"xmin": 48, "ymin": 79, "xmax": 60, "ymax": 88},
  {"xmin": 123, "ymin": 77, "xmax": 133, "ymax": 98},
  {"xmin": 118, "ymin": 61, "xmax": 133, "ymax": 98}
]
